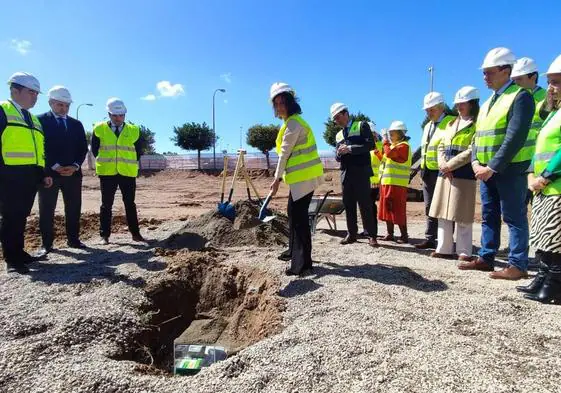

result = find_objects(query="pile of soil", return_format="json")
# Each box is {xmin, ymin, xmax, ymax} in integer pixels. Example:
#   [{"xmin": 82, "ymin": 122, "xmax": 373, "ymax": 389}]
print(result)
[
  {"xmin": 23, "ymin": 213, "xmax": 162, "ymax": 250},
  {"xmin": 163, "ymin": 201, "xmax": 289, "ymax": 250}
]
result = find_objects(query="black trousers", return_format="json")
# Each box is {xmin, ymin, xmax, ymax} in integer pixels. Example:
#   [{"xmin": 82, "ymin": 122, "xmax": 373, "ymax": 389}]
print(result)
[
  {"xmin": 0, "ymin": 174, "xmax": 38, "ymax": 265},
  {"xmin": 342, "ymin": 171, "xmax": 377, "ymax": 238},
  {"xmin": 421, "ymin": 169, "xmax": 439, "ymax": 242},
  {"xmin": 99, "ymin": 175, "xmax": 140, "ymax": 238},
  {"xmin": 287, "ymin": 191, "xmax": 313, "ymax": 274},
  {"xmin": 370, "ymin": 187, "xmax": 379, "ymax": 226},
  {"xmin": 38, "ymin": 174, "xmax": 82, "ymax": 247}
]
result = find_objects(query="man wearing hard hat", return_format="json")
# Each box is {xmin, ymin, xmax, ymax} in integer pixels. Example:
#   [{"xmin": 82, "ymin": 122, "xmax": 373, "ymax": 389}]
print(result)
[
  {"xmin": 415, "ymin": 92, "xmax": 455, "ymax": 250},
  {"xmin": 34, "ymin": 86, "xmax": 88, "ymax": 258},
  {"xmin": 91, "ymin": 98, "xmax": 144, "ymax": 244},
  {"xmin": 0, "ymin": 72, "xmax": 53, "ymax": 274},
  {"xmin": 331, "ymin": 102, "xmax": 378, "ymax": 247},
  {"xmin": 459, "ymin": 47, "xmax": 535, "ymax": 280}
]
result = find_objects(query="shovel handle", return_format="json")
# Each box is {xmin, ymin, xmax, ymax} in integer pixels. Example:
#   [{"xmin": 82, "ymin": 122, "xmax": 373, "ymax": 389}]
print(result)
[
  {"xmin": 220, "ymin": 156, "xmax": 228, "ymax": 203},
  {"xmin": 227, "ymin": 151, "xmax": 243, "ymax": 203}
]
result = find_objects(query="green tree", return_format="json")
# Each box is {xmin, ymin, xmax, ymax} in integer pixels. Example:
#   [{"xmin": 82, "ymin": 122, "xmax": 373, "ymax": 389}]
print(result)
[
  {"xmin": 323, "ymin": 111, "xmax": 372, "ymax": 147},
  {"xmin": 246, "ymin": 124, "xmax": 279, "ymax": 169},
  {"xmin": 138, "ymin": 125, "xmax": 157, "ymax": 155},
  {"xmin": 171, "ymin": 122, "xmax": 215, "ymax": 169}
]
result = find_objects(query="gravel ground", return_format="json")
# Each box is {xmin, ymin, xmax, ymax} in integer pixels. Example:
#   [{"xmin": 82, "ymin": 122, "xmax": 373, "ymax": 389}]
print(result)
[{"xmin": 1, "ymin": 219, "xmax": 560, "ymax": 393}]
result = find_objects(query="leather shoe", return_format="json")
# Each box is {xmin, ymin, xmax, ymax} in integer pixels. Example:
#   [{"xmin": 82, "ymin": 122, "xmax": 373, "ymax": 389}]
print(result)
[
  {"xmin": 458, "ymin": 255, "xmax": 473, "ymax": 262},
  {"xmin": 380, "ymin": 234, "xmax": 395, "ymax": 241},
  {"xmin": 278, "ymin": 250, "xmax": 291, "ymax": 261},
  {"xmin": 489, "ymin": 265, "xmax": 528, "ymax": 280},
  {"xmin": 415, "ymin": 240, "xmax": 437, "ymax": 250},
  {"xmin": 396, "ymin": 236, "xmax": 409, "ymax": 244},
  {"xmin": 458, "ymin": 257, "xmax": 494, "ymax": 271},
  {"xmin": 7, "ymin": 263, "xmax": 30, "ymax": 274},
  {"xmin": 132, "ymin": 234, "xmax": 146, "ymax": 242},
  {"xmin": 100, "ymin": 237, "xmax": 109, "ymax": 245},
  {"xmin": 368, "ymin": 238, "xmax": 379, "ymax": 248},
  {"xmin": 431, "ymin": 252, "xmax": 457, "ymax": 260},
  {"xmin": 340, "ymin": 235, "xmax": 357, "ymax": 245},
  {"xmin": 67, "ymin": 240, "xmax": 87, "ymax": 249}
]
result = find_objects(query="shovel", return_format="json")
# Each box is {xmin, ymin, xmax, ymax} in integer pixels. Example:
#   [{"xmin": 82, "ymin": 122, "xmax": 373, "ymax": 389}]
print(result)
[
  {"xmin": 217, "ymin": 154, "xmax": 241, "ymax": 220},
  {"xmin": 258, "ymin": 191, "xmax": 276, "ymax": 223}
]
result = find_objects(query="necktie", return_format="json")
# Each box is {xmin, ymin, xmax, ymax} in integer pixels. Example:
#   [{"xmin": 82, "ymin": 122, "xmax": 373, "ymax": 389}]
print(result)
[
  {"xmin": 489, "ymin": 93, "xmax": 499, "ymax": 110},
  {"xmin": 57, "ymin": 117, "xmax": 66, "ymax": 130},
  {"xmin": 21, "ymin": 109, "xmax": 33, "ymax": 127},
  {"xmin": 114, "ymin": 125, "xmax": 120, "ymax": 136}
]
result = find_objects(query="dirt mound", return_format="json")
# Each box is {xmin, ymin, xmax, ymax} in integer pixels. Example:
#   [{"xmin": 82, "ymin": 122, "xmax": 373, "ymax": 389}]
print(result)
[
  {"xmin": 23, "ymin": 213, "xmax": 162, "ymax": 250},
  {"xmin": 113, "ymin": 250, "xmax": 285, "ymax": 373},
  {"xmin": 163, "ymin": 201, "xmax": 289, "ymax": 250}
]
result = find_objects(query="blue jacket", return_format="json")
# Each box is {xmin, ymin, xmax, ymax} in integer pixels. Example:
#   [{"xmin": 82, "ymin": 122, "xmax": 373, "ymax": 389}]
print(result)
[{"xmin": 38, "ymin": 111, "xmax": 88, "ymax": 177}]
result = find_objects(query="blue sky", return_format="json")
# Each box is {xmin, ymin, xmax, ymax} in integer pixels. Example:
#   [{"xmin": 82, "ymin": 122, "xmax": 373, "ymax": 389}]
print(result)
[{"xmin": 2, "ymin": 0, "xmax": 560, "ymax": 155}]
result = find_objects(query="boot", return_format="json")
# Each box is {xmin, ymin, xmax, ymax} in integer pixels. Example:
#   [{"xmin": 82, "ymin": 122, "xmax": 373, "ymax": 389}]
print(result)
[
  {"xmin": 524, "ymin": 254, "xmax": 561, "ymax": 304},
  {"xmin": 516, "ymin": 252, "xmax": 549, "ymax": 294}
]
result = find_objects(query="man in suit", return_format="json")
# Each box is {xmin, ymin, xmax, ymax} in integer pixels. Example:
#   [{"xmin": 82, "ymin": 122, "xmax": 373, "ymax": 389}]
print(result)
[
  {"xmin": 91, "ymin": 98, "xmax": 144, "ymax": 244},
  {"xmin": 459, "ymin": 47, "xmax": 535, "ymax": 280},
  {"xmin": 35, "ymin": 86, "xmax": 88, "ymax": 257},
  {"xmin": 331, "ymin": 102, "xmax": 378, "ymax": 247},
  {"xmin": 0, "ymin": 72, "xmax": 53, "ymax": 274}
]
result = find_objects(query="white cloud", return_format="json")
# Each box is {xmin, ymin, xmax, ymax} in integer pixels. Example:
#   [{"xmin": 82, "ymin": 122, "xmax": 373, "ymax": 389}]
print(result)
[
  {"xmin": 141, "ymin": 94, "xmax": 157, "ymax": 101},
  {"xmin": 10, "ymin": 39, "xmax": 31, "ymax": 55},
  {"xmin": 220, "ymin": 72, "xmax": 232, "ymax": 84},
  {"xmin": 156, "ymin": 80, "xmax": 185, "ymax": 97}
]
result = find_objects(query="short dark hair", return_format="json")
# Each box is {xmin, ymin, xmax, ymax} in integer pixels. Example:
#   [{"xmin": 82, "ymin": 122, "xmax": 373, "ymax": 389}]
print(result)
[
  {"xmin": 528, "ymin": 71, "xmax": 539, "ymax": 85},
  {"xmin": 500, "ymin": 64, "xmax": 513, "ymax": 74},
  {"xmin": 276, "ymin": 92, "xmax": 302, "ymax": 117},
  {"xmin": 9, "ymin": 83, "xmax": 25, "ymax": 91}
]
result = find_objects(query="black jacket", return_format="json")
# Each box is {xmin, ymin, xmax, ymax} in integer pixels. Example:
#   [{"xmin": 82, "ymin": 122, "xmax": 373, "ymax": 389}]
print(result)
[
  {"xmin": 38, "ymin": 111, "xmax": 88, "ymax": 177},
  {"xmin": 335, "ymin": 121, "xmax": 374, "ymax": 183}
]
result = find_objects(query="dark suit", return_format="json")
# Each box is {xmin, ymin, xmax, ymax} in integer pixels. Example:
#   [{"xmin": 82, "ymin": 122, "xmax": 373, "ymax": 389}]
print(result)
[
  {"xmin": 37, "ymin": 112, "xmax": 88, "ymax": 247},
  {"xmin": 335, "ymin": 121, "xmax": 377, "ymax": 238}
]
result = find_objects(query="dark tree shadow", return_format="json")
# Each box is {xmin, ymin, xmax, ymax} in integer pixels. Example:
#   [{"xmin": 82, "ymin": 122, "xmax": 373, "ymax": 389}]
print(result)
[{"xmin": 310, "ymin": 261, "xmax": 448, "ymax": 292}]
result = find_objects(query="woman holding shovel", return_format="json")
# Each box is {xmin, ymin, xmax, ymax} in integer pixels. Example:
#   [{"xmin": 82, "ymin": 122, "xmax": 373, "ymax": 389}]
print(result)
[{"xmin": 269, "ymin": 82, "xmax": 324, "ymax": 276}]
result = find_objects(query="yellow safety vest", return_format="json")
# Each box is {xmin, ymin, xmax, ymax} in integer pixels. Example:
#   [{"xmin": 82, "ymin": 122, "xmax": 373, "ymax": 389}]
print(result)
[
  {"xmin": 93, "ymin": 122, "xmax": 140, "ymax": 177},
  {"xmin": 370, "ymin": 140, "xmax": 383, "ymax": 185},
  {"xmin": 441, "ymin": 119, "xmax": 476, "ymax": 179},
  {"xmin": 531, "ymin": 87, "xmax": 547, "ymax": 136},
  {"xmin": 275, "ymin": 114, "xmax": 323, "ymax": 185},
  {"xmin": 0, "ymin": 100, "xmax": 45, "ymax": 167},
  {"xmin": 421, "ymin": 115, "xmax": 455, "ymax": 170},
  {"xmin": 335, "ymin": 121, "xmax": 362, "ymax": 144},
  {"xmin": 475, "ymin": 84, "xmax": 536, "ymax": 164},
  {"xmin": 380, "ymin": 141, "xmax": 412, "ymax": 187},
  {"xmin": 533, "ymin": 110, "xmax": 561, "ymax": 196}
]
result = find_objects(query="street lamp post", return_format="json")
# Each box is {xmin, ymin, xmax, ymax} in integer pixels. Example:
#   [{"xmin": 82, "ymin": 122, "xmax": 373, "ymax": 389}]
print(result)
[
  {"xmin": 212, "ymin": 88, "xmax": 226, "ymax": 170},
  {"xmin": 76, "ymin": 103, "xmax": 93, "ymax": 120}
]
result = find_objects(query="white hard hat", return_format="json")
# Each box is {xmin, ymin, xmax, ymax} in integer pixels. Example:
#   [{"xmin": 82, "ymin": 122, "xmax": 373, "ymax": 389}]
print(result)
[
  {"xmin": 330, "ymin": 102, "xmax": 348, "ymax": 120},
  {"xmin": 388, "ymin": 120, "xmax": 407, "ymax": 133},
  {"xmin": 7, "ymin": 71, "xmax": 41, "ymax": 93},
  {"xmin": 48, "ymin": 85, "xmax": 72, "ymax": 104},
  {"xmin": 544, "ymin": 54, "xmax": 561, "ymax": 75},
  {"xmin": 454, "ymin": 86, "xmax": 479, "ymax": 104},
  {"xmin": 106, "ymin": 97, "xmax": 127, "ymax": 115},
  {"xmin": 480, "ymin": 47, "xmax": 516, "ymax": 69},
  {"xmin": 511, "ymin": 57, "xmax": 538, "ymax": 78},
  {"xmin": 422, "ymin": 92, "xmax": 444, "ymax": 110},
  {"xmin": 269, "ymin": 82, "xmax": 294, "ymax": 102}
]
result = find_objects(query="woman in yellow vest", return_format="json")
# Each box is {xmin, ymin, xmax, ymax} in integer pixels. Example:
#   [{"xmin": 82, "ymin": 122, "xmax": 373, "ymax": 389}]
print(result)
[
  {"xmin": 378, "ymin": 121, "xmax": 411, "ymax": 243},
  {"xmin": 429, "ymin": 86, "xmax": 479, "ymax": 261},
  {"xmin": 269, "ymin": 83, "xmax": 324, "ymax": 276},
  {"xmin": 519, "ymin": 54, "xmax": 561, "ymax": 304}
]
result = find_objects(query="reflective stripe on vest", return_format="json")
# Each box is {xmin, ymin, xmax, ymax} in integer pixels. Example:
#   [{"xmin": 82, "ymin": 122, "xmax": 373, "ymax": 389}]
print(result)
[
  {"xmin": 275, "ymin": 114, "xmax": 324, "ymax": 185},
  {"xmin": 531, "ymin": 87, "xmax": 547, "ymax": 134},
  {"xmin": 533, "ymin": 110, "xmax": 561, "ymax": 196},
  {"xmin": 370, "ymin": 140, "xmax": 383, "ymax": 185},
  {"xmin": 475, "ymin": 84, "xmax": 535, "ymax": 164},
  {"xmin": 0, "ymin": 100, "xmax": 45, "ymax": 167},
  {"xmin": 421, "ymin": 115, "xmax": 455, "ymax": 170},
  {"xmin": 93, "ymin": 122, "xmax": 140, "ymax": 177},
  {"xmin": 380, "ymin": 141, "xmax": 412, "ymax": 187}
]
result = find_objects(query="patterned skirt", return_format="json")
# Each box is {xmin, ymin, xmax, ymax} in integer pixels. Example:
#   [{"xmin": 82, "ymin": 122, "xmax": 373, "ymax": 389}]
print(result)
[{"xmin": 530, "ymin": 192, "xmax": 561, "ymax": 253}]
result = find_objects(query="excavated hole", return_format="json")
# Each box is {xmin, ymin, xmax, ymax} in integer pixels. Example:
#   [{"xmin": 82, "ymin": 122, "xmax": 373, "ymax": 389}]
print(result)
[{"xmin": 111, "ymin": 250, "xmax": 285, "ymax": 375}]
